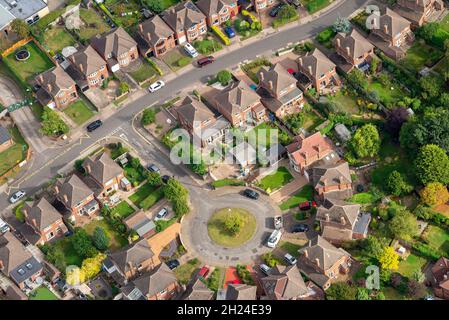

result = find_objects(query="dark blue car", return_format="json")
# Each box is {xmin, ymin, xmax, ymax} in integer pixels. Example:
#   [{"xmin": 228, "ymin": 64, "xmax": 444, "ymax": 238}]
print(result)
[{"xmin": 224, "ymin": 26, "xmax": 236, "ymax": 38}]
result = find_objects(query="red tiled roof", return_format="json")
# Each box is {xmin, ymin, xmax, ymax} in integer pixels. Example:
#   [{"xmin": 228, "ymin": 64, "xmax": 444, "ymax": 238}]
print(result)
[{"xmin": 286, "ymin": 132, "xmax": 333, "ymax": 166}]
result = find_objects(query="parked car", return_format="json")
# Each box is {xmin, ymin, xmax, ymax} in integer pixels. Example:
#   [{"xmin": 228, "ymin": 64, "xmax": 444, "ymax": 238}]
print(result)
[
  {"xmin": 161, "ymin": 175, "xmax": 171, "ymax": 184},
  {"xmin": 147, "ymin": 164, "xmax": 160, "ymax": 173},
  {"xmin": 274, "ymin": 215, "xmax": 283, "ymax": 230},
  {"xmin": 299, "ymin": 200, "xmax": 317, "ymax": 211},
  {"xmin": 269, "ymin": 3, "xmax": 285, "ymax": 17},
  {"xmin": 86, "ymin": 120, "xmax": 102, "ymax": 132},
  {"xmin": 197, "ymin": 56, "xmax": 215, "ymax": 68},
  {"xmin": 284, "ymin": 253, "xmax": 297, "ymax": 265},
  {"xmin": 291, "ymin": 224, "xmax": 309, "ymax": 233},
  {"xmin": 148, "ymin": 80, "xmax": 165, "ymax": 93},
  {"xmin": 198, "ymin": 266, "xmax": 210, "ymax": 278},
  {"xmin": 154, "ymin": 208, "xmax": 168, "ymax": 221},
  {"xmin": 286, "ymin": 0, "xmax": 301, "ymax": 8},
  {"xmin": 260, "ymin": 263, "xmax": 271, "ymax": 276},
  {"xmin": 166, "ymin": 259, "xmax": 180, "ymax": 270},
  {"xmin": 243, "ymin": 189, "xmax": 259, "ymax": 200},
  {"xmin": 9, "ymin": 190, "xmax": 26, "ymax": 204},
  {"xmin": 224, "ymin": 26, "xmax": 236, "ymax": 38},
  {"xmin": 183, "ymin": 43, "xmax": 199, "ymax": 58},
  {"xmin": 267, "ymin": 229, "xmax": 282, "ymax": 248},
  {"xmin": 0, "ymin": 218, "xmax": 10, "ymax": 234}
]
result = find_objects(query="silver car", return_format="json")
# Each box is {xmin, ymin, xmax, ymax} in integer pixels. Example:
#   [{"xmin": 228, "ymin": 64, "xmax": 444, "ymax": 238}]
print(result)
[{"xmin": 9, "ymin": 190, "xmax": 26, "ymax": 204}]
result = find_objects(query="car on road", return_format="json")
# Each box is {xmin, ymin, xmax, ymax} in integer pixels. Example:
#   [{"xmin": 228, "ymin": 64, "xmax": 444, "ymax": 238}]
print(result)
[
  {"xmin": 197, "ymin": 56, "xmax": 215, "ymax": 68},
  {"xmin": 286, "ymin": 0, "xmax": 301, "ymax": 8},
  {"xmin": 148, "ymin": 80, "xmax": 165, "ymax": 93},
  {"xmin": 274, "ymin": 215, "xmax": 283, "ymax": 230},
  {"xmin": 269, "ymin": 3, "xmax": 285, "ymax": 17},
  {"xmin": 0, "ymin": 218, "xmax": 10, "ymax": 234},
  {"xmin": 9, "ymin": 190, "xmax": 26, "ymax": 204},
  {"xmin": 183, "ymin": 42, "xmax": 199, "ymax": 58},
  {"xmin": 291, "ymin": 224, "xmax": 309, "ymax": 233},
  {"xmin": 260, "ymin": 264, "xmax": 271, "ymax": 276},
  {"xmin": 267, "ymin": 229, "xmax": 282, "ymax": 248},
  {"xmin": 147, "ymin": 164, "xmax": 160, "ymax": 173},
  {"xmin": 166, "ymin": 259, "xmax": 180, "ymax": 270},
  {"xmin": 154, "ymin": 208, "xmax": 168, "ymax": 221},
  {"xmin": 299, "ymin": 200, "xmax": 317, "ymax": 211},
  {"xmin": 161, "ymin": 175, "xmax": 171, "ymax": 184},
  {"xmin": 243, "ymin": 189, "xmax": 259, "ymax": 200},
  {"xmin": 284, "ymin": 253, "xmax": 297, "ymax": 265},
  {"xmin": 224, "ymin": 26, "xmax": 236, "ymax": 38},
  {"xmin": 86, "ymin": 120, "xmax": 102, "ymax": 132}
]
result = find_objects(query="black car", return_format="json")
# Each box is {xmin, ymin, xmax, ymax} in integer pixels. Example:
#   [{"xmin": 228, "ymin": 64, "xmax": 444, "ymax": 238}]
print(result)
[
  {"xmin": 292, "ymin": 224, "xmax": 309, "ymax": 233},
  {"xmin": 243, "ymin": 189, "xmax": 260, "ymax": 200},
  {"xmin": 86, "ymin": 120, "xmax": 102, "ymax": 132},
  {"xmin": 166, "ymin": 259, "xmax": 180, "ymax": 270},
  {"xmin": 286, "ymin": 0, "xmax": 301, "ymax": 8},
  {"xmin": 269, "ymin": 3, "xmax": 285, "ymax": 17},
  {"xmin": 162, "ymin": 175, "xmax": 171, "ymax": 184}
]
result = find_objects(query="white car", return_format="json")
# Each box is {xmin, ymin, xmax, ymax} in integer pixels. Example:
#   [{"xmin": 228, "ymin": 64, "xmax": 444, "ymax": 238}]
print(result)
[
  {"xmin": 0, "ymin": 218, "xmax": 10, "ymax": 234},
  {"xmin": 9, "ymin": 190, "xmax": 26, "ymax": 204},
  {"xmin": 154, "ymin": 208, "xmax": 168, "ymax": 221},
  {"xmin": 183, "ymin": 43, "xmax": 199, "ymax": 58},
  {"xmin": 267, "ymin": 229, "xmax": 282, "ymax": 248},
  {"xmin": 148, "ymin": 80, "xmax": 165, "ymax": 93}
]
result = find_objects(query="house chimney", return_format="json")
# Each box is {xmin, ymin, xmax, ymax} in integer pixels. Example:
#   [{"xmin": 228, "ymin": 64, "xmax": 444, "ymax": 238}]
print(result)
[
  {"xmin": 259, "ymin": 72, "xmax": 264, "ymax": 82},
  {"xmin": 325, "ymin": 214, "xmax": 330, "ymax": 222},
  {"xmin": 315, "ymin": 258, "xmax": 320, "ymax": 268},
  {"xmin": 336, "ymin": 38, "xmax": 341, "ymax": 47},
  {"xmin": 63, "ymin": 194, "xmax": 68, "ymax": 203},
  {"xmin": 23, "ymin": 206, "xmax": 28, "ymax": 219},
  {"xmin": 308, "ymin": 65, "xmax": 312, "ymax": 75},
  {"xmin": 340, "ymin": 216, "xmax": 346, "ymax": 225},
  {"xmin": 139, "ymin": 24, "xmax": 143, "ymax": 33},
  {"xmin": 54, "ymin": 185, "xmax": 59, "ymax": 194},
  {"xmin": 39, "ymin": 74, "xmax": 44, "ymax": 84},
  {"xmin": 339, "ymin": 176, "xmax": 345, "ymax": 183},
  {"xmin": 346, "ymin": 46, "xmax": 351, "ymax": 56},
  {"xmin": 322, "ymin": 178, "xmax": 328, "ymax": 186},
  {"xmin": 0, "ymin": 260, "xmax": 3, "ymax": 269},
  {"xmin": 79, "ymin": 63, "xmax": 84, "ymax": 73},
  {"xmin": 32, "ymin": 219, "xmax": 37, "ymax": 228},
  {"xmin": 147, "ymin": 32, "xmax": 152, "ymax": 41},
  {"xmin": 268, "ymin": 80, "xmax": 273, "ymax": 90},
  {"xmin": 299, "ymin": 57, "xmax": 303, "ymax": 66},
  {"xmin": 47, "ymin": 83, "xmax": 52, "ymax": 93},
  {"xmin": 383, "ymin": 24, "xmax": 388, "ymax": 34},
  {"xmin": 86, "ymin": 164, "xmax": 91, "ymax": 173},
  {"xmin": 304, "ymin": 249, "xmax": 308, "ymax": 258}
]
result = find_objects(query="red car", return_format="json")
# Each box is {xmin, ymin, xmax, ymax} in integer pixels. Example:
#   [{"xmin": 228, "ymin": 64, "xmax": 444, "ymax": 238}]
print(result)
[
  {"xmin": 198, "ymin": 266, "xmax": 210, "ymax": 278},
  {"xmin": 299, "ymin": 201, "xmax": 317, "ymax": 211}
]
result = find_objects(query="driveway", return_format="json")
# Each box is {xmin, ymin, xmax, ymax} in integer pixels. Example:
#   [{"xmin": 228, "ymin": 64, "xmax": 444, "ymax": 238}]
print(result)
[
  {"xmin": 0, "ymin": 76, "xmax": 23, "ymax": 107},
  {"xmin": 10, "ymin": 107, "xmax": 49, "ymax": 154}
]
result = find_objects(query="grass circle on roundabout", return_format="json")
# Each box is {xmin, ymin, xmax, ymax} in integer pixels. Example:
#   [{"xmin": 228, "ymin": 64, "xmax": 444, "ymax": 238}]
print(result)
[{"xmin": 207, "ymin": 207, "xmax": 257, "ymax": 248}]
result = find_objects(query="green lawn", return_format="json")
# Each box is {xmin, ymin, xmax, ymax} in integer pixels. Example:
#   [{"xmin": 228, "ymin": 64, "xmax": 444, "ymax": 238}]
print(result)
[
  {"xmin": 211, "ymin": 178, "xmax": 245, "ymax": 188},
  {"xmin": 111, "ymin": 201, "xmax": 135, "ymax": 219},
  {"xmin": 301, "ymin": 0, "xmax": 331, "ymax": 13},
  {"xmin": 207, "ymin": 208, "xmax": 257, "ymax": 248},
  {"xmin": 422, "ymin": 225, "xmax": 449, "ymax": 253},
  {"xmin": 328, "ymin": 91, "xmax": 360, "ymax": 114},
  {"xmin": 52, "ymin": 237, "xmax": 83, "ymax": 267},
  {"xmin": 29, "ymin": 286, "xmax": 58, "ymax": 300},
  {"xmin": 193, "ymin": 38, "xmax": 223, "ymax": 55},
  {"xmin": 129, "ymin": 183, "xmax": 164, "ymax": 209},
  {"xmin": 0, "ymin": 127, "xmax": 28, "ymax": 176},
  {"xmin": 103, "ymin": 0, "xmax": 142, "ymax": 29},
  {"xmin": 279, "ymin": 185, "xmax": 314, "ymax": 210},
  {"xmin": 257, "ymin": 167, "xmax": 293, "ymax": 191},
  {"xmin": 162, "ymin": 50, "xmax": 191, "ymax": 72},
  {"xmin": 175, "ymin": 258, "xmax": 201, "ymax": 285},
  {"xmin": 4, "ymin": 41, "xmax": 54, "ymax": 83},
  {"xmin": 368, "ymin": 78, "xmax": 408, "ymax": 106},
  {"xmin": 62, "ymin": 100, "xmax": 95, "ymax": 126},
  {"xmin": 160, "ymin": 0, "xmax": 181, "ymax": 10},
  {"xmin": 280, "ymin": 241, "xmax": 303, "ymax": 257},
  {"xmin": 78, "ymin": 8, "xmax": 110, "ymax": 41},
  {"xmin": 129, "ymin": 60, "xmax": 158, "ymax": 84},
  {"xmin": 84, "ymin": 219, "xmax": 128, "ymax": 251},
  {"xmin": 400, "ymin": 42, "xmax": 444, "ymax": 73},
  {"xmin": 348, "ymin": 192, "xmax": 377, "ymax": 205},
  {"xmin": 247, "ymin": 122, "xmax": 281, "ymax": 149},
  {"xmin": 302, "ymin": 106, "xmax": 324, "ymax": 131},
  {"xmin": 398, "ymin": 254, "xmax": 428, "ymax": 278},
  {"xmin": 42, "ymin": 26, "xmax": 76, "ymax": 52}
]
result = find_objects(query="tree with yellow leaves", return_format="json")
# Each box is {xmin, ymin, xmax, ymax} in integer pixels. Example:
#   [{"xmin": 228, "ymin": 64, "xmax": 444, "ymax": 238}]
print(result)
[
  {"xmin": 80, "ymin": 253, "xmax": 106, "ymax": 282},
  {"xmin": 378, "ymin": 246, "xmax": 399, "ymax": 271}
]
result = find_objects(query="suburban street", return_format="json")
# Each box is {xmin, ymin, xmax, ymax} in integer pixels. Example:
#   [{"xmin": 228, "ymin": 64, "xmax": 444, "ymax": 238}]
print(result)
[{"xmin": 0, "ymin": 0, "xmax": 368, "ymax": 214}]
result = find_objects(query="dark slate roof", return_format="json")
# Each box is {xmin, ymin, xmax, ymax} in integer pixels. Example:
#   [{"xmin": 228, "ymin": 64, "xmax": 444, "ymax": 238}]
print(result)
[
  {"xmin": 9, "ymin": 257, "xmax": 42, "ymax": 286},
  {"xmin": 132, "ymin": 263, "xmax": 178, "ymax": 297},
  {"xmin": 109, "ymin": 239, "xmax": 154, "ymax": 275},
  {"xmin": 23, "ymin": 198, "xmax": 64, "ymax": 232},
  {"xmin": 0, "ymin": 125, "xmax": 11, "ymax": 145},
  {"xmin": 83, "ymin": 152, "xmax": 123, "ymax": 185},
  {"xmin": 0, "ymin": 232, "xmax": 33, "ymax": 276}
]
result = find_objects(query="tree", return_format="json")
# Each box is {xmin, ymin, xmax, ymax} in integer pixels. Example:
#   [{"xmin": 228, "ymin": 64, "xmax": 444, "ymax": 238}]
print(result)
[
  {"xmin": 386, "ymin": 170, "xmax": 413, "ymax": 196},
  {"xmin": 370, "ymin": 57, "xmax": 379, "ymax": 75},
  {"xmin": 262, "ymin": 252, "xmax": 278, "ymax": 268},
  {"xmin": 141, "ymin": 108, "xmax": 156, "ymax": 126},
  {"xmin": 145, "ymin": 0, "xmax": 164, "ymax": 13},
  {"xmin": 147, "ymin": 171, "xmax": 162, "ymax": 186},
  {"xmin": 216, "ymin": 70, "xmax": 232, "ymax": 86},
  {"xmin": 412, "ymin": 270, "xmax": 426, "ymax": 283},
  {"xmin": 356, "ymin": 287, "xmax": 371, "ymax": 300},
  {"xmin": 414, "ymin": 144, "xmax": 449, "ymax": 185},
  {"xmin": 92, "ymin": 227, "xmax": 110, "ymax": 251},
  {"xmin": 224, "ymin": 212, "xmax": 244, "ymax": 235},
  {"xmin": 163, "ymin": 178, "xmax": 190, "ymax": 216},
  {"xmin": 10, "ymin": 19, "xmax": 30, "ymax": 39},
  {"xmin": 420, "ymin": 182, "xmax": 449, "ymax": 206},
  {"xmin": 71, "ymin": 228, "xmax": 97, "ymax": 259},
  {"xmin": 388, "ymin": 208, "xmax": 418, "ymax": 241},
  {"xmin": 130, "ymin": 157, "xmax": 141, "ymax": 169},
  {"xmin": 80, "ymin": 253, "xmax": 106, "ymax": 282},
  {"xmin": 419, "ymin": 75, "xmax": 444, "ymax": 99},
  {"xmin": 326, "ymin": 282, "xmax": 357, "ymax": 300},
  {"xmin": 74, "ymin": 159, "xmax": 85, "ymax": 175},
  {"xmin": 119, "ymin": 82, "xmax": 129, "ymax": 95},
  {"xmin": 285, "ymin": 112, "xmax": 305, "ymax": 134},
  {"xmin": 348, "ymin": 69, "xmax": 368, "ymax": 89},
  {"xmin": 40, "ymin": 107, "xmax": 69, "ymax": 136},
  {"xmin": 333, "ymin": 17, "xmax": 351, "ymax": 33},
  {"xmin": 361, "ymin": 235, "xmax": 387, "ymax": 260},
  {"xmin": 378, "ymin": 246, "xmax": 399, "ymax": 270},
  {"xmin": 350, "ymin": 124, "xmax": 380, "ymax": 159},
  {"xmin": 277, "ymin": 4, "xmax": 298, "ymax": 21},
  {"xmin": 385, "ymin": 107, "xmax": 410, "ymax": 139}
]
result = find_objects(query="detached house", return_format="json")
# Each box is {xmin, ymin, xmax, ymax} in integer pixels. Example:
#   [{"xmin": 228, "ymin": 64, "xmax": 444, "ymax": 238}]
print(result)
[
  {"xmin": 54, "ymin": 174, "xmax": 99, "ymax": 224},
  {"xmin": 22, "ymin": 198, "xmax": 68, "ymax": 245},
  {"xmin": 136, "ymin": 15, "xmax": 176, "ymax": 58},
  {"xmin": 298, "ymin": 49, "xmax": 339, "ymax": 94},
  {"xmin": 83, "ymin": 152, "xmax": 125, "ymax": 200},
  {"xmin": 212, "ymin": 80, "xmax": 266, "ymax": 127},
  {"xmin": 184, "ymin": 277, "xmax": 215, "ymax": 300},
  {"xmin": 286, "ymin": 132, "xmax": 335, "ymax": 175},
  {"xmin": 0, "ymin": 232, "xmax": 43, "ymax": 289},
  {"xmin": 261, "ymin": 265, "xmax": 309, "ymax": 300},
  {"xmin": 196, "ymin": 0, "xmax": 238, "ymax": 27},
  {"xmin": 395, "ymin": 0, "xmax": 444, "ymax": 27},
  {"xmin": 35, "ymin": 66, "xmax": 78, "ymax": 109},
  {"xmin": 316, "ymin": 198, "xmax": 371, "ymax": 244},
  {"xmin": 431, "ymin": 257, "xmax": 449, "ymax": 299},
  {"xmin": 258, "ymin": 64, "xmax": 304, "ymax": 119},
  {"xmin": 333, "ymin": 29, "xmax": 375, "ymax": 71},
  {"xmin": 174, "ymin": 95, "xmax": 230, "ymax": 148},
  {"xmin": 371, "ymin": 8, "xmax": 413, "ymax": 50},
  {"xmin": 91, "ymin": 27, "xmax": 138, "ymax": 73},
  {"xmin": 68, "ymin": 45, "xmax": 109, "ymax": 91},
  {"xmin": 299, "ymin": 236, "xmax": 352, "ymax": 290},
  {"xmin": 308, "ymin": 161, "xmax": 353, "ymax": 201},
  {"xmin": 225, "ymin": 283, "xmax": 257, "ymax": 300},
  {"xmin": 161, "ymin": 1, "xmax": 207, "ymax": 45}
]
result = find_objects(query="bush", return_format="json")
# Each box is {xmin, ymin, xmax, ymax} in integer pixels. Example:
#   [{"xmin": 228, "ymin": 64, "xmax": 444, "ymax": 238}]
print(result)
[
  {"xmin": 216, "ymin": 70, "xmax": 232, "ymax": 86},
  {"xmin": 40, "ymin": 107, "xmax": 69, "ymax": 136},
  {"xmin": 145, "ymin": 57, "xmax": 163, "ymax": 76},
  {"xmin": 262, "ymin": 252, "xmax": 278, "ymax": 268},
  {"xmin": 412, "ymin": 242, "xmax": 442, "ymax": 261},
  {"xmin": 236, "ymin": 264, "xmax": 255, "ymax": 285},
  {"xmin": 316, "ymin": 27, "xmax": 336, "ymax": 44},
  {"xmin": 211, "ymin": 25, "xmax": 231, "ymax": 45},
  {"xmin": 141, "ymin": 108, "xmax": 157, "ymax": 126}
]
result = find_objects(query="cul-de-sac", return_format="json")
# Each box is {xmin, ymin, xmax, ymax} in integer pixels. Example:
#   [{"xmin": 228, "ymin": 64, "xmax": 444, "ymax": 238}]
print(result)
[{"xmin": 0, "ymin": 0, "xmax": 448, "ymax": 302}]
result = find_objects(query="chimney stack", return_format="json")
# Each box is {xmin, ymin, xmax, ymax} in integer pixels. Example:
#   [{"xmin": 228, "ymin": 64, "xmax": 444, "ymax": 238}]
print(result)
[
  {"xmin": 0, "ymin": 260, "xmax": 3, "ymax": 269},
  {"xmin": 325, "ymin": 214, "xmax": 330, "ymax": 222},
  {"xmin": 315, "ymin": 258, "xmax": 320, "ymax": 268},
  {"xmin": 303, "ymin": 249, "xmax": 308, "ymax": 258},
  {"xmin": 346, "ymin": 46, "xmax": 351, "ymax": 56},
  {"xmin": 147, "ymin": 32, "xmax": 152, "ymax": 41},
  {"xmin": 63, "ymin": 194, "xmax": 68, "ymax": 203},
  {"xmin": 86, "ymin": 164, "xmax": 91, "ymax": 173},
  {"xmin": 54, "ymin": 185, "xmax": 59, "ymax": 194},
  {"xmin": 47, "ymin": 83, "xmax": 52, "ymax": 93},
  {"xmin": 299, "ymin": 57, "xmax": 303, "ymax": 66},
  {"xmin": 308, "ymin": 65, "xmax": 312, "ymax": 75},
  {"xmin": 340, "ymin": 216, "xmax": 346, "ymax": 225},
  {"xmin": 383, "ymin": 24, "xmax": 388, "ymax": 34},
  {"xmin": 32, "ymin": 219, "xmax": 37, "ymax": 228},
  {"xmin": 259, "ymin": 72, "xmax": 264, "ymax": 82},
  {"xmin": 268, "ymin": 80, "xmax": 273, "ymax": 90},
  {"xmin": 139, "ymin": 24, "xmax": 143, "ymax": 33},
  {"xmin": 336, "ymin": 38, "xmax": 341, "ymax": 47},
  {"xmin": 39, "ymin": 74, "xmax": 44, "ymax": 84},
  {"xmin": 79, "ymin": 63, "xmax": 84, "ymax": 73}
]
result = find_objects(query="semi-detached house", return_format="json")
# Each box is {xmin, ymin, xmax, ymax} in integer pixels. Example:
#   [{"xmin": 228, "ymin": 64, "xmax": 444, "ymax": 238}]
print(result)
[
  {"xmin": 135, "ymin": 15, "xmax": 176, "ymax": 58},
  {"xmin": 196, "ymin": 0, "xmax": 239, "ymax": 27}
]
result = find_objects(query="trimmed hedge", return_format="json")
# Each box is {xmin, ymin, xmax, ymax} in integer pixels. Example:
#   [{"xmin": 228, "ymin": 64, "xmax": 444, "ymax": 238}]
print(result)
[
  {"xmin": 414, "ymin": 205, "xmax": 449, "ymax": 230},
  {"xmin": 145, "ymin": 57, "xmax": 164, "ymax": 76},
  {"xmin": 412, "ymin": 242, "xmax": 442, "ymax": 262},
  {"xmin": 211, "ymin": 25, "xmax": 231, "ymax": 46}
]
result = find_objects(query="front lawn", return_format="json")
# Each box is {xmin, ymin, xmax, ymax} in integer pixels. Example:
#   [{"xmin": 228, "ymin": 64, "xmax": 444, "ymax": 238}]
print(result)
[
  {"xmin": 302, "ymin": 0, "xmax": 332, "ymax": 13},
  {"xmin": 41, "ymin": 26, "xmax": 76, "ymax": 53},
  {"xmin": 78, "ymin": 8, "xmax": 110, "ymax": 41},
  {"xmin": 280, "ymin": 241, "xmax": 303, "ymax": 257},
  {"xmin": 400, "ymin": 42, "xmax": 444, "ymax": 74},
  {"xmin": 162, "ymin": 50, "xmax": 192, "ymax": 71},
  {"xmin": 129, "ymin": 182, "xmax": 164, "ymax": 209},
  {"xmin": 0, "ymin": 127, "xmax": 28, "ymax": 176},
  {"xmin": 193, "ymin": 38, "xmax": 223, "ymax": 55},
  {"xmin": 129, "ymin": 60, "xmax": 158, "ymax": 84},
  {"xmin": 257, "ymin": 167, "xmax": 294, "ymax": 191},
  {"xmin": 62, "ymin": 100, "xmax": 95, "ymax": 126},
  {"xmin": 175, "ymin": 258, "xmax": 201, "ymax": 285},
  {"xmin": 123, "ymin": 164, "xmax": 147, "ymax": 185},
  {"xmin": 83, "ymin": 219, "xmax": 128, "ymax": 251},
  {"xmin": 211, "ymin": 178, "xmax": 245, "ymax": 188},
  {"xmin": 111, "ymin": 201, "xmax": 135, "ymax": 219},
  {"xmin": 279, "ymin": 185, "xmax": 314, "ymax": 210},
  {"xmin": 398, "ymin": 254, "xmax": 428, "ymax": 278},
  {"xmin": 29, "ymin": 286, "xmax": 58, "ymax": 300}
]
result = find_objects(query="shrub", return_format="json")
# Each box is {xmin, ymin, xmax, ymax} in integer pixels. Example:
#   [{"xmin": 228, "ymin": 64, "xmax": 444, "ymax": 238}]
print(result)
[
  {"xmin": 141, "ymin": 108, "xmax": 157, "ymax": 126},
  {"xmin": 262, "ymin": 252, "xmax": 278, "ymax": 268},
  {"xmin": 211, "ymin": 25, "xmax": 231, "ymax": 45},
  {"xmin": 236, "ymin": 264, "xmax": 255, "ymax": 285},
  {"xmin": 412, "ymin": 242, "xmax": 442, "ymax": 261},
  {"xmin": 316, "ymin": 27, "xmax": 336, "ymax": 44},
  {"xmin": 145, "ymin": 57, "xmax": 163, "ymax": 76},
  {"xmin": 216, "ymin": 70, "xmax": 232, "ymax": 86}
]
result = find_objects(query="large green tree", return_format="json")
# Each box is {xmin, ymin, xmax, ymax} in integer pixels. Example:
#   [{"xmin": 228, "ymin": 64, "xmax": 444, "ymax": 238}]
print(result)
[
  {"xmin": 386, "ymin": 170, "xmax": 413, "ymax": 196},
  {"xmin": 92, "ymin": 227, "xmax": 110, "ymax": 251},
  {"xmin": 40, "ymin": 107, "xmax": 69, "ymax": 136},
  {"xmin": 326, "ymin": 282, "xmax": 357, "ymax": 300},
  {"xmin": 388, "ymin": 208, "xmax": 419, "ymax": 241},
  {"xmin": 350, "ymin": 124, "xmax": 380, "ymax": 158},
  {"xmin": 10, "ymin": 19, "xmax": 30, "ymax": 39},
  {"xmin": 414, "ymin": 144, "xmax": 449, "ymax": 185},
  {"xmin": 71, "ymin": 228, "xmax": 97, "ymax": 259}
]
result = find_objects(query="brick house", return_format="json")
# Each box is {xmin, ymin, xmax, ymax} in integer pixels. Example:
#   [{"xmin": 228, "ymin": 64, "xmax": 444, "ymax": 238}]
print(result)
[
  {"xmin": 253, "ymin": 0, "xmax": 275, "ymax": 12},
  {"xmin": 286, "ymin": 132, "xmax": 334, "ymax": 175},
  {"xmin": 22, "ymin": 198, "xmax": 68, "ymax": 245},
  {"xmin": 35, "ymin": 66, "xmax": 78, "ymax": 109},
  {"xmin": 0, "ymin": 232, "xmax": 43, "ymax": 289},
  {"xmin": 333, "ymin": 29, "xmax": 375, "ymax": 71},
  {"xmin": 371, "ymin": 8, "xmax": 414, "ymax": 48},
  {"xmin": 225, "ymin": 283, "xmax": 257, "ymax": 300},
  {"xmin": 395, "ymin": 0, "xmax": 444, "ymax": 27},
  {"xmin": 91, "ymin": 27, "xmax": 138, "ymax": 73},
  {"xmin": 316, "ymin": 198, "xmax": 371, "ymax": 244},
  {"xmin": 68, "ymin": 45, "xmax": 109, "ymax": 91},
  {"xmin": 431, "ymin": 257, "xmax": 449, "ymax": 299},
  {"xmin": 0, "ymin": 125, "xmax": 13, "ymax": 153},
  {"xmin": 161, "ymin": 1, "xmax": 207, "ymax": 45},
  {"xmin": 83, "ymin": 152, "xmax": 125, "ymax": 200},
  {"xmin": 298, "ymin": 236, "xmax": 352, "ymax": 290},
  {"xmin": 135, "ymin": 15, "xmax": 176, "ymax": 58},
  {"xmin": 211, "ymin": 80, "xmax": 266, "ymax": 127},
  {"xmin": 257, "ymin": 63, "xmax": 305, "ymax": 119},
  {"xmin": 122, "ymin": 263, "xmax": 182, "ymax": 300},
  {"xmin": 183, "ymin": 277, "xmax": 215, "ymax": 300},
  {"xmin": 307, "ymin": 161, "xmax": 353, "ymax": 201},
  {"xmin": 54, "ymin": 174, "xmax": 99, "ymax": 224},
  {"xmin": 196, "ymin": 0, "xmax": 239, "ymax": 27},
  {"xmin": 174, "ymin": 95, "xmax": 230, "ymax": 147},
  {"xmin": 298, "ymin": 49, "xmax": 339, "ymax": 94},
  {"xmin": 261, "ymin": 265, "xmax": 309, "ymax": 300}
]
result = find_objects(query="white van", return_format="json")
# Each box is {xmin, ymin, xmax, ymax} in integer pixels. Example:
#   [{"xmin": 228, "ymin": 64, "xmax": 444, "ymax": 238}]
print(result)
[
  {"xmin": 183, "ymin": 43, "xmax": 199, "ymax": 58},
  {"xmin": 0, "ymin": 218, "xmax": 10, "ymax": 234},
  {"xmin": 267, "ymin": 229, "xmax": 282, "ymax": 248}
]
